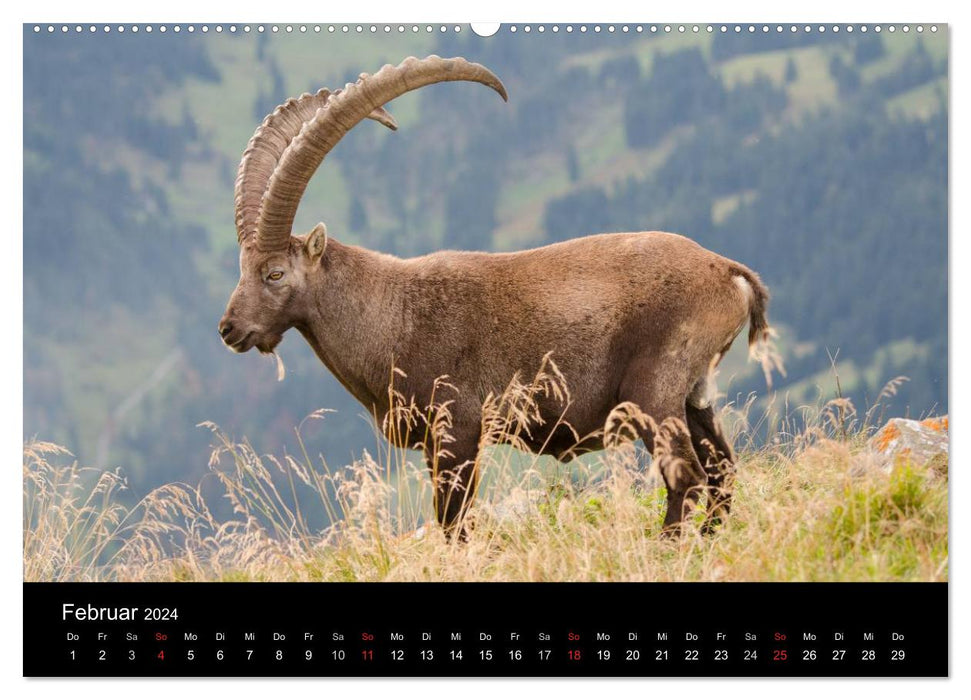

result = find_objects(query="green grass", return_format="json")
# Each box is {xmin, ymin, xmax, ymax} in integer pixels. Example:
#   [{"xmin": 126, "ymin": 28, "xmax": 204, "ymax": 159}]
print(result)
[
  {"xmin": 711, "ymin": 189, "xmax": 758, "ymax": 226},
  {"xmin": 561, "ymin": 30, "xmax": 713, "ymax": 77},
  {"xmin": 887, "ymin": 76, "xmax": 947, "ymax": 120},
  {"xmin": 719, "ymin": 49, "xmax": 792, "ymax": 86}
]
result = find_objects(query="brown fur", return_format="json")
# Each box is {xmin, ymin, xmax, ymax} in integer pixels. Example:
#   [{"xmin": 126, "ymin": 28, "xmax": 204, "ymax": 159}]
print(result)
[{"xmin": 220, "ymin": 228, "xmax": 769, "ymax": 538}]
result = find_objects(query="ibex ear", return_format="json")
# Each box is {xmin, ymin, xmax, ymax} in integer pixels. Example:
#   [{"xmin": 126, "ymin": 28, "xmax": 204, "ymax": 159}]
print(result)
[{"xmin": 306, "ymin": 222, "xmax": 328, "ymax": 262}]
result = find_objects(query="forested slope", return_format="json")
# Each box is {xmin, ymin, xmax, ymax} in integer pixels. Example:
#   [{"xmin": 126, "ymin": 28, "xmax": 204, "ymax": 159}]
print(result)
[{"xmin": 23, "ymin": 26, "xmax": 947, "ymax": 492}]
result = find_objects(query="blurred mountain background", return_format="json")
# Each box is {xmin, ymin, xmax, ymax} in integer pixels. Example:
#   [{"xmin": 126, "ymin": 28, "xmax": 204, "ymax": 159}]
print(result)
[{"xmin": 23, "ymin": 25, "xmax": 947, "ymax": 495}]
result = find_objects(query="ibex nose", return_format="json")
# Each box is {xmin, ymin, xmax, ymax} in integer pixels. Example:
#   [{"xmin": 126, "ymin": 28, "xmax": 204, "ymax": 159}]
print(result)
[{"xmin": 219, "ymin": 319, "xmax": 234, "ymax": 339}]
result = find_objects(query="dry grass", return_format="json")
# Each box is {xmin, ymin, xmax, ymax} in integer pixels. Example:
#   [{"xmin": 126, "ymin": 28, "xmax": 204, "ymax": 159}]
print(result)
[{"xmin": 23, "ymin": 365, "xmax": 948, "ymax": 583}]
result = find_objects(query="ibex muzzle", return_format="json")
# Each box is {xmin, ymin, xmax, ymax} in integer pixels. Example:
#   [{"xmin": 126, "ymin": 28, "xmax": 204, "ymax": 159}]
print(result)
[
  {"xmin": 219, "ymin": 223, "xmax": 328, "ymax": 355},
  {"xmin": 221, "ymin": 55, "xmax": 772, "ymax": 540}
]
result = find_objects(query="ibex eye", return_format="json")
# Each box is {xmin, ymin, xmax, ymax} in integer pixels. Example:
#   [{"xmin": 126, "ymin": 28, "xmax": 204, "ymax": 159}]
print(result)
[{"xmin": 267, "ymin": 271, "xmax": 284, "ymax": 282}]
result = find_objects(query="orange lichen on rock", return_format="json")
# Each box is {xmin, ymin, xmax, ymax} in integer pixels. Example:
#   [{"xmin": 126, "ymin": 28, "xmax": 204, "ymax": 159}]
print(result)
[
  {"xmin": 867, "ymin": 416, "xmax": 948, "ymax": 477},
  {"xmin": 873, "ymin": 422, "xmax": 901, "ymax": 453},
  {"xmin": 920, "ymin": 416, "xmax": 949, "ymax": 433}
]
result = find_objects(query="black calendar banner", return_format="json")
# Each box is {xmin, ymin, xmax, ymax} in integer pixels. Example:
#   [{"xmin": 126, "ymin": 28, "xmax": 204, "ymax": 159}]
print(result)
[{"xmin": 24, "ymin": 582, "xmax": 947, "ymax": 677}]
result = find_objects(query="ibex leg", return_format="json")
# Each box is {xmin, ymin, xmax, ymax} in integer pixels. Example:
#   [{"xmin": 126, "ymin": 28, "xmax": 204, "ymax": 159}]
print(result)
[
  {"xmin": 426, "ymin": 447, "xmax": 480, "ymax": 542},
  {"xmin": 685, "ymin": 401, "xmax": 736, "ymax": 534}
]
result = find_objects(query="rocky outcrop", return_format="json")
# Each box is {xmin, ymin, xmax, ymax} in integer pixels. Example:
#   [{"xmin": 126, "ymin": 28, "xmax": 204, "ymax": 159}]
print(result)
[{"xmin": 868, "ymin": 416, "xmax": 948, "ymax": 476}]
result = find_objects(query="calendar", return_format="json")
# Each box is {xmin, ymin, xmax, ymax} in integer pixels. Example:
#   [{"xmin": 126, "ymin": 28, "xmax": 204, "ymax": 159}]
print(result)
[
  {"xmin": 22, "ymin": 21, "xmax": 950, "ymax": 681},
  {"xmin": 25, "ymin": 583, "xmax": 946, "ymax": 676}
]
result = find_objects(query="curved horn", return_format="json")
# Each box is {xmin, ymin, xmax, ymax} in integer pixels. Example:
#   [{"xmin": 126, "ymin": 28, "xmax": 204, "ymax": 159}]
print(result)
[
  {"xmin": 235, "ymin": 90, "xmax": 398, "ymax": 244},
  {"xmin": 255, "ymin": 55, "xmax": 507, "ymax": 252}
]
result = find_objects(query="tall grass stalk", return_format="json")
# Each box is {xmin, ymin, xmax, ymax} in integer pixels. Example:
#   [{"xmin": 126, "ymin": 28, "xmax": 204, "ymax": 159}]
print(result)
[{"xmin": 23, "ymin": 368, "xmax": 947, "ymax": 583}]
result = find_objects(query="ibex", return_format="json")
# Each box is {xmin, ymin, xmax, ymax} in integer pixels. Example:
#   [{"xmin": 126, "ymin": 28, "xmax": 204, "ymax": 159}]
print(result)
[{"xmin": 220, "ymin": 56, "xmax": 772, "ymax": 539}]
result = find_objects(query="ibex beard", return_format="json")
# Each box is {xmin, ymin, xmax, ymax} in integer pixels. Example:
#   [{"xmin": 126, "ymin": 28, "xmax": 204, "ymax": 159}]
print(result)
[{"xmin": 220, "ymin": 55, "xmax": 773, "ymax": 541}]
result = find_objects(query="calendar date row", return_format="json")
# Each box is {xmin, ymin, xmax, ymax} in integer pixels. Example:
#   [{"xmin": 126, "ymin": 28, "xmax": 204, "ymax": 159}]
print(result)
[{"xmin": 66, "ymin": 644, "xmax": 908, "ymax": 665}]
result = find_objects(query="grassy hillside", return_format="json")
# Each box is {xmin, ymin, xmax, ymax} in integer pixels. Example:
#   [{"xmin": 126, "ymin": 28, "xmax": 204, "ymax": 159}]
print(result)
[{"xmin": 24, "ymin": 373, "xmax": 947, "ymax": 583}]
